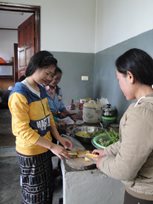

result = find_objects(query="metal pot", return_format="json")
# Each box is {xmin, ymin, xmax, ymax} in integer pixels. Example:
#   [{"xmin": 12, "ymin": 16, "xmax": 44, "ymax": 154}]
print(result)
[
  {"xmin": 102, "ymin": 104, "xmax": 117, "ymax": 117},
  {"xmin": 73, "ymin": 126, "xmax": 102, "ymax": 143},
  {"xmin": 101, "ymin": 104, "xmax": 118, "ymax": 128}
]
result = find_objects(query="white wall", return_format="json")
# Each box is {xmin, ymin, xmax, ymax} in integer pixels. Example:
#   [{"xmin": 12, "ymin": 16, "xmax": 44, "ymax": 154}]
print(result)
[
  {"xmin": 41, "ymin": 0, "xmax": 95, "ymax": 53},
  {"xmin": 2, "ymin": 0, "xmax": 153, "ymax": 54},
  {"xmin": 0, "ymin": 30, "xmax": 17, "ymax": 61},
  {"xmin": 2, "ymin": 0, "xmax": 96, "ymax": 53},
  {"xmin": 95, "ymin": 0, "xmax": 153, "ymax": 52}
]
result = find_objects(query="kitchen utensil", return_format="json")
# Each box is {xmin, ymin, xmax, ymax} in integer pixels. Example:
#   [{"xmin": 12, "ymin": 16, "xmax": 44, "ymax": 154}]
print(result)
[
  {"xmin": 92, "ymin": 128, "xmax": 119, "ymax": 149},
  {"xmin": 66, "ymin": 150, "xmax": 97, "ymax": 170},
  {"xmin": 73, "ymin": 126, "xmax": 102, "ymax": 143},
  {"xmin": 65, "ymin": 157, "xmax": 96, "ymax": 170},
  {"xmin": 101, "ymin": 115, "xmax": 117, "ymax": 128},
  {"xmin": 101, "ymin": 104, "xmax": 118, "ymax": 127},
  {"xmin": 92, "ymin": 133, "xmax": 110, "ymax": 149},
  {"xmin": 102, "ymin": 104, "xmax": 117, "ymax": 117}
]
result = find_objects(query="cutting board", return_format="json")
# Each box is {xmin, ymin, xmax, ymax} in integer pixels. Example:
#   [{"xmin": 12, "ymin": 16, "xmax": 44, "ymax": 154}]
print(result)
[
  {"xmin": 62, "ymin": 135, "xmax": 96, "ymax": 170},
  {"xmin": 65, "ymin": 157, "xmax": 96, "ymax": 170}
]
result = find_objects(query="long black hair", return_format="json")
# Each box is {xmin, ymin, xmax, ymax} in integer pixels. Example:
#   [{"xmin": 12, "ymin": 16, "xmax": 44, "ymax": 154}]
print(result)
[
  {"xmin": 25, "ymin": 50, "xmax": 57, "ymax": 77},
  {"xmin": 115, "ymin": 48, "xmax": 153, "ymax": 86}
]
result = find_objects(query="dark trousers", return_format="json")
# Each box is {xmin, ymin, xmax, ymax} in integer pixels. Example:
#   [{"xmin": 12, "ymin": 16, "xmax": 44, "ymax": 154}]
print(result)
[{"xmin": 124, "ymin": 191, "xmax": 153, "ymax": 204}]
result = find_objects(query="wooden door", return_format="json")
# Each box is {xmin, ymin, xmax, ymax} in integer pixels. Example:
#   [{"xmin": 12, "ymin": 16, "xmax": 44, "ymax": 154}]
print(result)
[
  {"xmin": 13, "ymin": 43, "xmax": 18, "ymax": 82},
  {"xmin": 18, "ymin": 14, "xmax": 35, "ymax": 78}
]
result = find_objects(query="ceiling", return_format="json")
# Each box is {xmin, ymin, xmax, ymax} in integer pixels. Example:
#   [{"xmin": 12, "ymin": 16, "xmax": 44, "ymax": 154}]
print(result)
[{"xmin": 0, "ymin": 10, "xmax": 33, "ymax": 29}]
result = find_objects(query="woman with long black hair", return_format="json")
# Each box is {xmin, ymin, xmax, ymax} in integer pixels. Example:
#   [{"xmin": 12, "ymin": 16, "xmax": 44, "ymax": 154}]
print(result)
[{"xmin": 93, "ymin": 48, "xmax": 153, "ymax": 204}]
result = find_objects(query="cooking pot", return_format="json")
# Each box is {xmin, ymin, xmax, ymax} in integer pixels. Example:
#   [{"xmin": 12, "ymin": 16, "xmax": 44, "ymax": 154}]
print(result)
[
  {"xmin": 102, "ymin": 104, "xmax": 117, "ymax": 117},
  {"xmin": 83, "ymin": 100, "xmax": 102, "ymax": 123},
  {"xmin": 73, "ymin": 126, "xmax": 102, "ymax": 144},
  {"xmin": 101, "ymin": 104, "xmax": 118, "ymax": 127}
]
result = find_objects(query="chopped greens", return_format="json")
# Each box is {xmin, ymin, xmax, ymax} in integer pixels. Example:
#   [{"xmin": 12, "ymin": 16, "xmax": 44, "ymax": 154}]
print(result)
[{"xmin": 92, "ymin": 128, "xmax": 119, "ymax": 148}]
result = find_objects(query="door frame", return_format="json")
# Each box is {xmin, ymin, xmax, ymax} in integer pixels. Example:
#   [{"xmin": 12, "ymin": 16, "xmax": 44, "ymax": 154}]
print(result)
[{"xmin": 0, "ymin": 2, "xmax": 40, "ymax": 52}]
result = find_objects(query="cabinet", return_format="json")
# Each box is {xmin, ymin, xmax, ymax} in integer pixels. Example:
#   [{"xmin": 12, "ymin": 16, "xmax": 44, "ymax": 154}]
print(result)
[{"xmin": 0, "ymin": 63, "xmax": 14, "ymax": 78}]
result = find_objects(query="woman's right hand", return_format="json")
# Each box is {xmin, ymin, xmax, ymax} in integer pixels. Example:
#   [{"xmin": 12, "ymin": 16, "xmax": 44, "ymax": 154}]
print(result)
[
  {"xmin": 92, "ymin": 149, "xmax": 106, "ymax": 157},
  {"xmin": 92, "ymin": 149, "xmax": 106, "ymax": 169},
  {"xmin": 49, "ymin": 143, "xmax": 69, "ymax": 159}
]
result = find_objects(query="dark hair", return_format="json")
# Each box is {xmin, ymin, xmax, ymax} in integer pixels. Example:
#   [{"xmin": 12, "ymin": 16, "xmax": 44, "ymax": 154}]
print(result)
[
  {"xmin": 18, "ymin": 75, "xmax": 26, "ymax": 82},
  {"xmin": 55, "ymin": 66, "xmax": 62, "ymax": 75},
  {"xmin": 25, "ymin": 50, "xmax": 58, "ymax": 77},
  {"xmin": 54, "ymin": 67, "xmax": 62, "ymax": 95},
  {"xmin": 115, "ymin": 48, "xmax": 153, "ymax": 86}
]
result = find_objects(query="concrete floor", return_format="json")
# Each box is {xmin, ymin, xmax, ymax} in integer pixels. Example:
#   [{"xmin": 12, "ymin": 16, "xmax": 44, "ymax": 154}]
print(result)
[
  {"xmin": 0, "ymin": 150, "xmax": 63, "ymax": 204},
  {"xmin": 0, "ymin": 155, "xmax": 20, "ymax": 203},
  {"xmin": 0, "ymin": 109, "xmax": 62, "ymax": 204},
  {"xmin": 0, "ymin": 109, "xmax": 15, "ymax": 147}
]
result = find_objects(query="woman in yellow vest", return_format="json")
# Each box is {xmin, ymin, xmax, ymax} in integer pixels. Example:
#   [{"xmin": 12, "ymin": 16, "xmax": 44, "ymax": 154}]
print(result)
[{"xmin": 8, "ymin": 50, "xmax": 72, "ymax": 204}]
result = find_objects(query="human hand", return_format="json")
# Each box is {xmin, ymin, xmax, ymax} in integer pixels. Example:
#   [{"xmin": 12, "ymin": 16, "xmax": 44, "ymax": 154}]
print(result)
[
  {"xmin": 92, "ymin": 149, "xmax": 106, "ymax": 157},
  {"xmin": 49, "ymin": 143, "xmax": 69, "ymax": 159},
  {"xmin": 58, "ymin": 137, "xmax": 73, "ymax": 150},
  {"xmin": 92, "ymin": 149, "xmax": 106, "ymax": 169}
]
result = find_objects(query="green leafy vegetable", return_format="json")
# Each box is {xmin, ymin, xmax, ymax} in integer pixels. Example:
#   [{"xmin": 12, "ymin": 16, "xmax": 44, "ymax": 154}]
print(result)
[{"xmin": 94, "ymin": 128, "xmax": 119, "ymax": 148}]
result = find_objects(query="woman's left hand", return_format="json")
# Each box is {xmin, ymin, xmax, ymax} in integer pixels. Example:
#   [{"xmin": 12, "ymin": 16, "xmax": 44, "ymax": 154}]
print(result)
[{"xmin": 59, "ymin": 137, "xmax": 73, "ymax": 150}]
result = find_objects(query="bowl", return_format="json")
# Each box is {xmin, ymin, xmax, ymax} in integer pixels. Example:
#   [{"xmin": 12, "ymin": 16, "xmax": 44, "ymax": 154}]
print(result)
[
  {"xmin": 92, "ymin": 128, "xmax": 119, "ymax": 149},
  {"xmin": 92, "ymin": 133, "xmax": 111, "ymax": 149},
  {"xmin": 73, "ymin": 126, "xmax": 102, "ymax": 143}
]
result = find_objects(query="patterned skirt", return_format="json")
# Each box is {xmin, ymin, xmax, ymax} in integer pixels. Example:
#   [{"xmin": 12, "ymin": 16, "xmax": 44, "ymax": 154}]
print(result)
[{"xmin": 17, "ymin": 151, "xmax": 54, "ymax": 204}]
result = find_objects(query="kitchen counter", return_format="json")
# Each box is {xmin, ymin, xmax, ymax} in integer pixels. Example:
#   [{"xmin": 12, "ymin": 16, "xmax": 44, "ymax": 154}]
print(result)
[{"xmin": 61, "ymin": 136, "xmax": 125, "ymax": 204}]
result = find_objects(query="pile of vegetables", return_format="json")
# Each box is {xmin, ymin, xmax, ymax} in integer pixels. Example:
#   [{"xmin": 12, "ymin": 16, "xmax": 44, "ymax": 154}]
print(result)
[{"xmin": 94, "ymin": 128, "xmax": 119, "ymax": 148}]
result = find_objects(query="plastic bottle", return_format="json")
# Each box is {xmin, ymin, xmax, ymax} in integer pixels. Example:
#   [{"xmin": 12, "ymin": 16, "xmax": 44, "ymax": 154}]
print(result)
[{"xmin": 70, "ymin": 99, "xmax": 76, "ymax": 110}]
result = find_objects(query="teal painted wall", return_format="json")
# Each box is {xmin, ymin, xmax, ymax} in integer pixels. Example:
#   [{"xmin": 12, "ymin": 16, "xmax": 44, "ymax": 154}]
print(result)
[
  {"xmin": 51, "ymin": 52, "xmax": 94, "ymax": 106},
  {"xmin": 93, "ymin": 29, "xmax": 153, "ymax": 118},
  {"xmin": 48, "ymin": 29, "xmax": 153, "ymax": 116}
]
